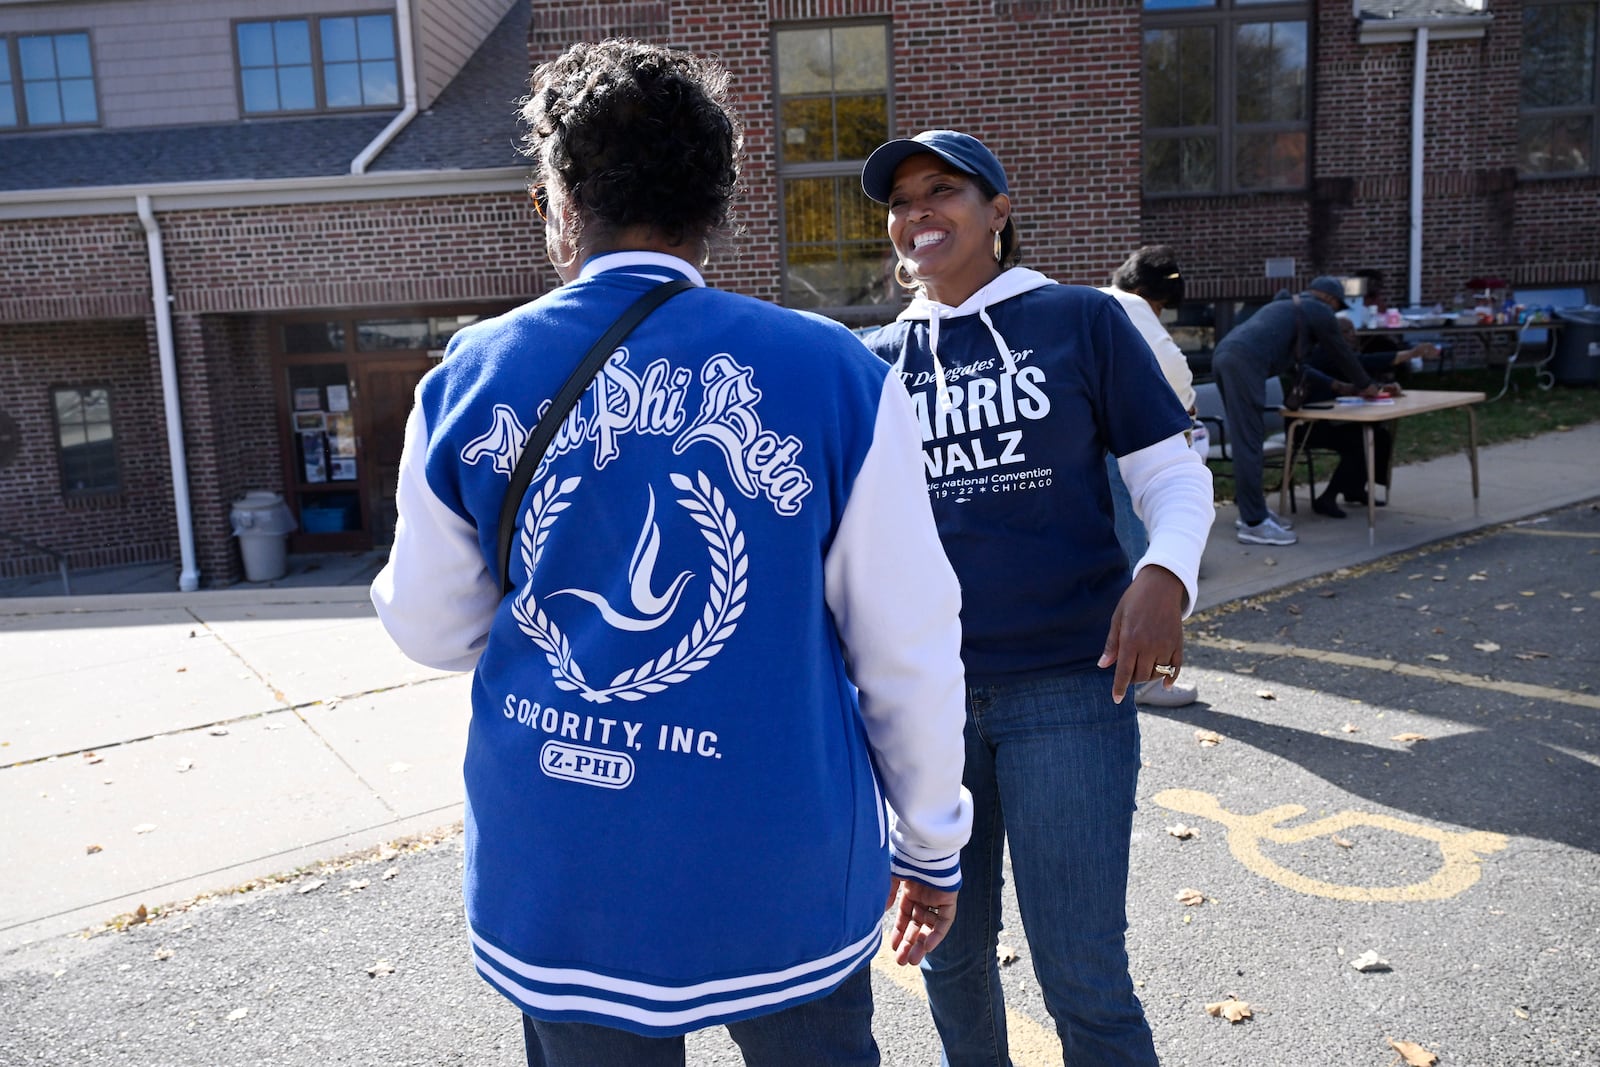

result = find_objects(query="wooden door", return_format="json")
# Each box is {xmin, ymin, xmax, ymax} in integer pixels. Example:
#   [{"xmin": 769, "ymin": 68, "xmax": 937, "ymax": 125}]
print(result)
[{"xmin": 355, "ymin": 358, "xmax": 431, "ymax": 546}]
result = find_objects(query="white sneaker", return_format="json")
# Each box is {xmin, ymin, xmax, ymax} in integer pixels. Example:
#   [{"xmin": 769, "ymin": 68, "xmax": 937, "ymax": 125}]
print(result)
[
  {"xmin": 1237, "ymin": 516, "xmax": 1298, "ymax": 546},
  {"xmin": 1234, "ymin": 508, "xmax": 1293, "ymax": 531},
  {"xmin": 1135, "ymin": 679, "xmax": 1199, "ymax": 708}
]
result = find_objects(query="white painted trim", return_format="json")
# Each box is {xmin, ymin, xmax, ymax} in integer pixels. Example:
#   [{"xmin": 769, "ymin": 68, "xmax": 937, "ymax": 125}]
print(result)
[
  {"xmin": 136, "ymin": 195, "xmax": 201, "ymax": 593},
  {"xmin": 1359, "ymin": 15, "xmax": 1490, "ymax": 45},
  {"xmin": 0, "ymin": 168, "xmax": 529, "ymax": 220}
]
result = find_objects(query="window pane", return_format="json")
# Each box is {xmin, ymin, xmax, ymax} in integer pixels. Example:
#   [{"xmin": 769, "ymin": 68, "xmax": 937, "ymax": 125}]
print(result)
[
  {"xmin": 0, "ymin": 46, "xmax": 10, "ymax": 81},
  {"xmin": 18, "ymin": 37, "xmax": 56, "ymax": 79},
  {"xmin": 55, "ymin": 34, "xmax": 92, "ymax": 78},
  {"xmin": 356, "ymin": 319, "xmax": 431, "ymax": 350},
  {"xmin": 23, "ymin": 81, "xmax": 61, "ymax": 124},
  {"xmin": 1236, "ymin": 130, "xmax": 1305, "ymax": 189},
  {"xmin": 278, "ymin": 65, "xmax": 315, "ymax": 110},
  {"xmin": 1145, "ymin": 27, "xmax": 1214, "ymax": 128},
  {"xmin": 1519, "ymin": 114, "xmax": 1593, "ymax": 173},
  {"xmin": 241, "ymin": 68, "xmax": 279, "ymax": 112},
  {"xmin": 282, "ymin": 321, "xmax": 346, "ymax": 353},
  {"xmin": 0, "ymin": 86, "xmax": 15, "ymax": 128},
  {"xmin": 1145, "ymin": 135, "xmax": 1216, "ymax": 193},
  {"xmin": 325, "ymin": 63, "xmax": 361, "ymax": 108},
  {"xmin": 1520, "ymin": 4, "xmax": 1596, "ymax": 109},
  {"xmin": 321, "ymin": 17, "xmax": 358, "ymax": 63},
  {"xmin": 1145, "ymin": 0, "xmax": 1214, "ymax": 7},
  {"xmin": 776, "ymin": 28, "xmax": 832, "ymax": 95},
  {"xmin": 840, "ymin": 178, "xmax": 884, "ymax": 242},
  {"xmin": 275, "ymin": 21, "xmax": 311, "ymax": 65},
  {"xmin": 357, "ymin": 15, "xmax": 395, "ymax": 60},
  {"xmin": 360, "ymin": 59, "xmax": 398, "ymax": 105},
  {"xmin": 237, "ymin": 23, "xmax": 275, "ymax": 67},
  {"xmin": 780, "ymin": 97, "xmax": 834, "ymax": 163},
  {"xmin": 59, "ymin": 77, "xmax": 96, "ymax": 123},
  {"xmin": 785, "ymin": 176, "xmax": 837, "ymax": 245},
  {"xmin": 836, "ymin": 94, "xmax": 888, "ymax": 159},
  {"xmin": 1237, "ymin": 21, "xmax": 1306, "ymax": 123},
  {"xmin": 832, "ymin": 25, "xmax": 885, "ymax": 91}
]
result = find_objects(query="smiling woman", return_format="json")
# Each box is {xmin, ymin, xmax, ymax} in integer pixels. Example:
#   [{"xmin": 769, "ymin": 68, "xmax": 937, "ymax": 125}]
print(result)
[{"xmin": 855, "ymin": 129, "xmax": 1216, "ymax": 1066}]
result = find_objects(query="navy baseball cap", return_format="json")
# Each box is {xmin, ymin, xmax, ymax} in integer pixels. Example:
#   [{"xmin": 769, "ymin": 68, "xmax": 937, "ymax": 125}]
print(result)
[
  {"xmin": 861, "ymin": 130, "xmax": 1009, "ymax": 204},
  {"xmin": 1307, "ymin": 275, "xmax": 1347, "ymax": 302}
]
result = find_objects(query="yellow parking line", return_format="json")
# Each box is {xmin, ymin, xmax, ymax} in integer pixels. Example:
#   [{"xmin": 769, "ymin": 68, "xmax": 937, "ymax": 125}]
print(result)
[
  {"xmin": 873, "ymin": 931, "xmax": 1062, "ymax": 1064},
  {"xmin": 1189, "ymin": 636, "xmax": 1600, "ymax": 711}
]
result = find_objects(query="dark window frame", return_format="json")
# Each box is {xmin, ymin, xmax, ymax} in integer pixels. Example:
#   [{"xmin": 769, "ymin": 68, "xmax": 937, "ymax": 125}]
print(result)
[
  {"xmin": 0, "ymin": 30, "xmax": 100, "ymax": 130},
  {"xmin": 1141, "ymin": 0, "xmax": 1311, "ymax": 197},
  {"xmin": 1519, "ymin": 0, "xmax": 1600, "ymax": 178},
  {"xmin": 771, "ymin": 19, "xmax": 898, "ymax": 324},
  {"xmin": 49, "ymin": 383, "xmax": 120, "ymax": 497},
  {"xmin": 232, "ymin": 11, "xmax": 400, "ymax": 117}
]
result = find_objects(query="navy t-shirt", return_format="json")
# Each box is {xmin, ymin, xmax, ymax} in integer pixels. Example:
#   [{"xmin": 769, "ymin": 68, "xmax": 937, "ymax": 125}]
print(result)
[{"xmin": 860, "ymin": 283, "xmax": 1190, "ymax": 683}]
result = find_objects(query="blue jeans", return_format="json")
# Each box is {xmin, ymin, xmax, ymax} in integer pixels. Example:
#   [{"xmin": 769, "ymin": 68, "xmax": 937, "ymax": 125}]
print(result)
[
  {"xmin": 922, "ymin": 671, "xmax": 1157, "ymax": 1066},
  {"xmin": 522, "ymin": 962, "xmax": 878, "ymax": 1066},
  {"xmin": 1104, "ymin": 452, "xmax": 1148, "ymax": 565}
]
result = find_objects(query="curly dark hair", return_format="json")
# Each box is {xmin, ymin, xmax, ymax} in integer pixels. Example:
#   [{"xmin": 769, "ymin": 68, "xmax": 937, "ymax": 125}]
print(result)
[
  {"xmin": 1111, "ymin": 245, "xmax": 1184, "ymax": 308},
  {"xmin": 520, "ymin": 39, "xmax": 743, "ymax": 251}
]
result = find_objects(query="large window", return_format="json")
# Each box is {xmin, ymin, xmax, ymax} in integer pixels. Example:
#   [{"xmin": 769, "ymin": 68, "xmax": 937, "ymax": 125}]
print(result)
[
  {"xmin": 1520, "ymin": 1, "xmax": 1599, "ymax": 176},
  {"xmin": 52, "ymin": 386, "xmax": 118, "ymax": 495},
  {"xmin": 236, "ymin": 14, "xmax": 398, "ymax": 115},
  {"xmin": 1142, "ymin": 0, "xmax": 1308, "ymax": 195},
  {"xmin": 774, "ymin": 23, "xmax": 894, "ymax": 317},
  {"xmin": 0, "ymin": 32, "xmax": 98, "ymax": 129}
]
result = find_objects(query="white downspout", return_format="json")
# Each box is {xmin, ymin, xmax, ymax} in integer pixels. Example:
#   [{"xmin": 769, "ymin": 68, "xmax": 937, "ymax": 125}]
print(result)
[
  {"xmin": 136, "ymin": 194, "xmax": 201, "ymax": 593},
  {"xmin": 351, "ymin": 0, "xmax": 418, "ymax": 175},
  {"xmin": 1408, "ymin": 26, "xmax": 1429, "ymax": 308}
]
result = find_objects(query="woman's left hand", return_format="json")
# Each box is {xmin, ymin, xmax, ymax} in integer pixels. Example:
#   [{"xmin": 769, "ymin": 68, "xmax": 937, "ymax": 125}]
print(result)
[{"xmin": 1099, "ymin": 564, "xmax": 1187, "ymax": 704}]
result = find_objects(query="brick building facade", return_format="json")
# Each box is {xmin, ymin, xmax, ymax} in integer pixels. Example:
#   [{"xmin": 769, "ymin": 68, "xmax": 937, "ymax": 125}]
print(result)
[{"xmin": 2, "ymin": 0, "xmax": 1595, "ymax": 588}]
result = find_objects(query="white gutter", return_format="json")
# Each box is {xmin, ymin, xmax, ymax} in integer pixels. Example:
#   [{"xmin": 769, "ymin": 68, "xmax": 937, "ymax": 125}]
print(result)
[
  {"xmin": 351, "ymin": 0, "xmax": 418, "ymax": 175},
  {"xmin": 135, "ymin": 194, "xmax": 201, "ymax": 593},
  {"xmin": 1358, "ymin": 14, "xmax": 1490, "ymax": 46},
  {"xmin": 1408, "ymin": 26, "xmax": 1428, "ymax": 308}
]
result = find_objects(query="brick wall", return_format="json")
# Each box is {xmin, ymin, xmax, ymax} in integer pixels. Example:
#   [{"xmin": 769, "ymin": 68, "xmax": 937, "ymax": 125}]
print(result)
[{"xmin": 0, "ymin": 319, "xmax": 176, "ymax": 578}]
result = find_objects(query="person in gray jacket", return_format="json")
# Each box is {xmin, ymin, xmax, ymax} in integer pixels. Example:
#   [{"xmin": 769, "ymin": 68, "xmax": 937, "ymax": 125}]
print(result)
[{"xmin": 1210, "ymin": 276, "xmax": 1378, "ymax": 545}]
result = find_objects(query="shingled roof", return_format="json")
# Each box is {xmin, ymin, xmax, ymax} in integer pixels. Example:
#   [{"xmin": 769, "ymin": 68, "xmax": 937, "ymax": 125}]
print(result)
[{"xmin": 0, "ymin": 1, "xmax": 528, "ymax": 195}]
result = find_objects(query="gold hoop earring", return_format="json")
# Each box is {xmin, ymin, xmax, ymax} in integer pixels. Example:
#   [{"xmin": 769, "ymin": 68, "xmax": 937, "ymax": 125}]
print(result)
[
  {"xmin": 895, "ymin": 261, "xmax": 919, "ymax": 290},
  {"xmin": 993, "ymin": 230, "xmax": 1003, "ymax": 263}
]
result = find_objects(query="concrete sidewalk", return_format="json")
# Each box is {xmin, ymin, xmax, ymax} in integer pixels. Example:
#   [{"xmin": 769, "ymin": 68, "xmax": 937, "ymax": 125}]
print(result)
[{"xmin": 3, "ymin": 422, "xmax": 1597, "ymax": 952}]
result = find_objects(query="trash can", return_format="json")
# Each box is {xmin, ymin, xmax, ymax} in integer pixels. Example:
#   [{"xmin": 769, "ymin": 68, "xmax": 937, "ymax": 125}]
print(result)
[
  {"xmin": 230, "ymin": 491, "xmax": 297, "ymax": 582},
  {"xmin": 1552, "ymin": 307, "xmax": 1600, "ymax": 386}
]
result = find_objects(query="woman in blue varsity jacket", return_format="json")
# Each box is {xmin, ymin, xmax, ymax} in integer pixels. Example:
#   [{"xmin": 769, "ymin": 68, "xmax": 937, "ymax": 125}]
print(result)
[
  {"xmin": 371, "ymin": 42, "xmax": 972, "ymax": 1067},
  {"xmin": 857, "ymin": 131, "xmax": 1214, "ymax": 1066}
]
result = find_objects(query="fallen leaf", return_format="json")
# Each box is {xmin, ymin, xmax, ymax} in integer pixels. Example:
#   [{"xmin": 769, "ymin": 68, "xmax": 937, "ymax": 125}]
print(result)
[
  {"xmin": 209, "ymin": 727, "xmax": 229, "ymax": 737},
  {"xmin": 1495, "ymin": 603, "xmax": 1514, "ymax": 611},
  {"xmin": 1396, "ymin": 592, "xmax": 1414, "ymax": 600},
  {"xmin": 1468, "ymin": 572, "xmax": 1488, "ymax": 581},
  {"xmin": 1425, "ymin": 653, "xmax": 1449, "ymax": 662},
  {"xmin": 345, "ymin": 879, "xmax": 370, "ymax": 891},
  {"xmin": 1332, "ymin": 835, "xmax": 1354, "ymax": 849},
  {"xmin": 1318, "ymin": 589, "xmax": 1337, "ymax": 598},
  {"xmin": 1350, "ymin": 949, "xmax": 1391, "ymax": 972},
  {"xmin": 1391, "ymin": 732, "xmax": 1429, "ymax": 743},
  {"xmin": 153, "ymin": 947, "xmax": 173, "ymax": 962},
  {"xmin": 1167, "ymin": 824, "xmax": 1198, "ymax": 840},
  {"xmin": 1342, "ymin": 723, "xmax": 1360, "ymax": 733},
  {"xmin": 997, "ymin": 944, "xmax": 1019, "ymax": 966},
  {"xmin": 1431, "ymin": 575, "xmax": 1447, "ymax": 582},
  {"xmin": 1514, "ymin": 1007, "xmax": 1530, "ymax": 1020},
  {"xmin": 1520, "ymin": 591, "xmax": 1537, "ymax": 598},
  {"xmin": 1515, "ymin": 651, "xmax": 1551, "ymax": 661},
  {"xmin": 1286, "ymin": 603, "xmax": 1302, "ymax": 616},
  {"xmin": 227, "ymin": 1007, "xmax": 249, "ymax": 1022},
  {"xmin": 1559, "ymin": 591, "xmax": 1574, "ymax": 600},
  {"xmin": 1473, "ymin": 641, "xmax": 1501, "ymax": 653},
  {"xmin": 84, "ymin": 752, "xmax": 103, "ymax": 765},
  {"xmin": 381, "ymin": 867, "xmax": 399, "ymax": 881},
  {"xmin": 176, "ymin": 758, "xmax": 194, "ymax": 773},
  {"xmin": 85, "ymin": 844, "xmax": 103, "ymax": 855},
  {"xmin": 128, "ymin": 905, "xmax": 149, "ymax": 927},
  {"xmin": 1205, "ymin": 998, "xmax": 1252, "ymax": 1023},
  {"xmin": 1255, "ymin": 689, "xmax": 1276, "ymax": 701},
  {"xmin": 133, "ymin": 823, "xmax": 157, "ymax": 835},
  {"xmin": 296, "ymin": 879, "xmax": 327, "ymax": 895},
  {"xmin": 1194, "ymin": 729, "xmax": 1222, "ymax": 747},
  {"xmin": 1386, "ymin": 1037, "xmax": 1437, "ymax": 1066},
  {"xmin": 1175, "ymin": 888, "xmax": 1205, "ymax": 906},
  {"xmin": 367, "ymin": 959, "xmax": 396, "ymax": 978}
]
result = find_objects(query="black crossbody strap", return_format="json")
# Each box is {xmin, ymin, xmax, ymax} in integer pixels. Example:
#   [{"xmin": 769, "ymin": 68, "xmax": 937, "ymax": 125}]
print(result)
[{"xmin": 496, "ymin": 277, "xmax": 694, "ymax": 594}]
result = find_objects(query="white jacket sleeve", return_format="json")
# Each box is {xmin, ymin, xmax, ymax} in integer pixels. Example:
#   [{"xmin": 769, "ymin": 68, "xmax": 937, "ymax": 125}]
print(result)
[
  {"xmin": 1118, "ymin": 433, "xmax": 1213, "ymax": 617},
  {"xmin": 370, "ymin": 397, "xmax": 501, "ymax": 672},
  {"xmin": 824, "ymin": 375, "xmax": 973, "ymax": 889}
]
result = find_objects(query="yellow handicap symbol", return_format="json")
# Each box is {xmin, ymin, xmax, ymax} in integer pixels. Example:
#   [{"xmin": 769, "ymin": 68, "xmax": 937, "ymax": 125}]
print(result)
[{"xmin": 1153, "ymin": 788, "xmax": 1509, "ymax": 903}]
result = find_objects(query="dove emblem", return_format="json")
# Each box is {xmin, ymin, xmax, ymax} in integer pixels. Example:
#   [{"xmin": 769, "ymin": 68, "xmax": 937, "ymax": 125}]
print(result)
[{"xmin": 551, "ymin": 486, "xmax": 693, "ymax": 632}]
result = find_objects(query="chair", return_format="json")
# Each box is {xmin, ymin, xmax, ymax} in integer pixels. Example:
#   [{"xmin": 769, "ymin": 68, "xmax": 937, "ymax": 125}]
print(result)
[
  {"xmin": 1194, "ymin": 378, "xmax": 1325, "ymax": 512},
  {"xmin": 1491, "ymin": 288, "xmax": 1586, "ymax": 401}
]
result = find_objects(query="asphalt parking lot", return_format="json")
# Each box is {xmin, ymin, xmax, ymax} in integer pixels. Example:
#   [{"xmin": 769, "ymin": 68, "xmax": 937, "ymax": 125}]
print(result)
[{"xmin": 2, "ymin": 503, "xmax": 1596, "ymax": 1066}]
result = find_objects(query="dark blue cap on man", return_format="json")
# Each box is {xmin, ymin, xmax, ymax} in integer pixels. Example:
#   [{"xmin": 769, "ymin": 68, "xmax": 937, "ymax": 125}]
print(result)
[{"xmin": 862, "ymin": 130, "xmax": 1009, "ymax": 204}]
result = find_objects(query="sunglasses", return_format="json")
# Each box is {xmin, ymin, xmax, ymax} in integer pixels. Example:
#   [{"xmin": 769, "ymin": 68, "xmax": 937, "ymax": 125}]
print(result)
[{"xmin": 532, "ymin": 185, "xmax": 549, "ymax": 222}]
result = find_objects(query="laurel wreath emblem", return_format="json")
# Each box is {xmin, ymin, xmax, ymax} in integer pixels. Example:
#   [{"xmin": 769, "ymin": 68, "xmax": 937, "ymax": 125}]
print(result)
[{"xmin": 511, "ymin": 471, "xmax": 748, "ymax": 703}]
